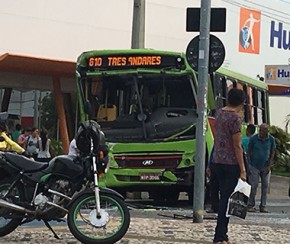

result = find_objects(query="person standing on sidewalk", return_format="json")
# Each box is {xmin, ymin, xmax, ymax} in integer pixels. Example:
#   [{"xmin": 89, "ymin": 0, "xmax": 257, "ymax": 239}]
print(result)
[
  {"xmin": 242, "ymin": 124, "xmax": 256, "ymax": 153},
  {"xmin": 37, "ymin": 130, "xmax": 51, "ymax": 162},
  {"xmin": 68, "ymin": 137, "xmax": 80, "ymax": 156},
  {"xmin": 212, "ymin": 88, "xmax": 247, "ymax": 244},
  {"xmin": 0, "ymin": 120, "xmax": 25, "ymax": 154},
  {"xmin": 247, "ymin": 123, "xmax": 276, "ymax": 213},
  {"xmin": 17, "ymin": 128, "xmax": 31, "ymax": 150},
  {"xmin": 11, "ymin": 123, "xmax": 22, "ymax": 142},
  {"xmin": 26, "ymin": 127, "xmax": 40, "ymax": 160},
  {"xmin": 242, "ymin": 124, "xmax": 256, "ymax": 177}
]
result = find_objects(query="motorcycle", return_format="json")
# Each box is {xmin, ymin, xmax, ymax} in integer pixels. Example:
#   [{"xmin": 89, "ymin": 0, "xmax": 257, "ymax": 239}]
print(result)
[{"xmin": 0, "ymin": 120, "xmax": 130, "ymax": 244}]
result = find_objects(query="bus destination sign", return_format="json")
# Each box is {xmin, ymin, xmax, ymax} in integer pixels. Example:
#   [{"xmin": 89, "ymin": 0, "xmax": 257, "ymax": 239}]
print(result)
[{"xmin": 86, "ymin": 54, "xmax": 185, "ymax": 70}]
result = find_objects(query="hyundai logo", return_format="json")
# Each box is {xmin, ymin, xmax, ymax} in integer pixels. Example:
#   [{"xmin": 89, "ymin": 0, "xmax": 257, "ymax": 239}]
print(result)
[{"xmin": 142, "ymin": 160, "xmax": 154, "ymax": 166}]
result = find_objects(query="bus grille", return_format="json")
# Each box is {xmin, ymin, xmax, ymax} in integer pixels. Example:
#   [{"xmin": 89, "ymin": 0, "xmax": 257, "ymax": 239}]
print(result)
[{"xmin": 114, "ymin": 154, "xmax": 182, "ymax": 169}]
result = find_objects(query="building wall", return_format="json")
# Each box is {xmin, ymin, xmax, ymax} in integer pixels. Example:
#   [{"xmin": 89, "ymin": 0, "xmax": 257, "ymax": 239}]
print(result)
[
  {"xmin": 1, "ymin": 0, "xmax": 290, "ymax": 128},
  {"xmin": 269, "ymin": 96, "xmax": 290, "ymax": 130},
  {"xmin": 0, "ymin": 0, "xmax": 133, "ymax": 60},
  {"xmin": 2, "ymin": 0, "xmax": 290, "ymax": 78},
  {"xmin": 0, "ymin": 89, "xmax": 48, "ymax": 122}
]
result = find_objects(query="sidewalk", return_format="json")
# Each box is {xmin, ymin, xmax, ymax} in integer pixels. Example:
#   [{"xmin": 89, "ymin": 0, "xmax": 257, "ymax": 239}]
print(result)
[
  {"xmin": 1, "ymin": 175, "xmax": 290, "ymax": 243},
  {"xmin": 121, "ymin": 215, "xmax": 290, "ymax": 244},
  {"xmin": 2, "ymin": 214, "xmax": 290, "ymax": 244}
]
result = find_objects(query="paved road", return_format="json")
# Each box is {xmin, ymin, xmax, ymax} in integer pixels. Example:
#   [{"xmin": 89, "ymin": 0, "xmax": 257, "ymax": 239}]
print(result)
[{"xmin": 1, "ymin": 175, "xmax": 290, "ymax": 243}]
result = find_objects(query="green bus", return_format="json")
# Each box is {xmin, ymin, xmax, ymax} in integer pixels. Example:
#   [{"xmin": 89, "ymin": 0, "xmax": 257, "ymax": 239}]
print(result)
[{"xmin": 75, "ymin": 49, "xmax": 269, "ymax": 202}]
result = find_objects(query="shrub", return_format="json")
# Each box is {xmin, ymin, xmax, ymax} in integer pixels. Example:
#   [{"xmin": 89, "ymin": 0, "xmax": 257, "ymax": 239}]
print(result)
[
  {"xmin": 50, "ymin": 138, "xmax": 64, "ymax": 157},
  {"xmin": 269, "ymin": 125, "xmax": 290, "ymax": 171}
]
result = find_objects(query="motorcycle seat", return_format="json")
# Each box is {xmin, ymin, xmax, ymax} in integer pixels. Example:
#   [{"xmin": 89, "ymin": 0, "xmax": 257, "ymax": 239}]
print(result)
[{"xmin": 5, "ymin": 152, "xmax": 49, "ymax": 172}]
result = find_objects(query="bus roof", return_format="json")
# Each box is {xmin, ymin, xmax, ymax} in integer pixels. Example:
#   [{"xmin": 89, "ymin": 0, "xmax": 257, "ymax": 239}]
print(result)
[
  {"xmin": 217, "ymin": 67, "xmax": 268, "ymax": 90},
  {"xmin": 76, "ymin": 49, "xmax": 268, "ymax": 91}
]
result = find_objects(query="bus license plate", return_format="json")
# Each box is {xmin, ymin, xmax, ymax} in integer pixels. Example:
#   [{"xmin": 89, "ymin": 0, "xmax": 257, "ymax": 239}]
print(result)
[{"xmin": 140, "ymin": 173, "xmax": 160, "ymax": 181}]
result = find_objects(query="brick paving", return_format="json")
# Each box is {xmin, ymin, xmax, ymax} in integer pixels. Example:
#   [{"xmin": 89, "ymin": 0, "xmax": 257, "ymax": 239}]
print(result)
[
  {"xmin": 1, "ymin": 214, "xmax": 290, "ymax": 244},
  {"xmin": 1, "ymin": 175, "xmax": 290, "ymax": 243}
]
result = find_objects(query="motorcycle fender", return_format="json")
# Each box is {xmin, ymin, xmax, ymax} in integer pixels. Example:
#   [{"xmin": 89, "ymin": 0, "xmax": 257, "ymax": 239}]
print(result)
[{"xmin": 67, "ymin": 187, "xmax": 124, "ymax": 208}]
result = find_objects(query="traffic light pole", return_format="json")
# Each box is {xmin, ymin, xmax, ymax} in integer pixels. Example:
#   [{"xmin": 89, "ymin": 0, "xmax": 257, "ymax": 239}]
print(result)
[{"xmin": 193, "ymin": 0, "xmax": 211, "ymax": 223}]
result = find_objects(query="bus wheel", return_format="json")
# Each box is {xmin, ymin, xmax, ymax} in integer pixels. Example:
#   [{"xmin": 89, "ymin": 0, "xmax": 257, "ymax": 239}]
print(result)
[
  {"xmin": 150, "ymin": 191, "xmax": 166, "ymax": 203},
  {"xmin": 164, "ymin": 190, "xmax": 180, "ymax": 205},
  {"xmin": 187, "ymin": 190, "xmax": 194, "ymax": 204}
]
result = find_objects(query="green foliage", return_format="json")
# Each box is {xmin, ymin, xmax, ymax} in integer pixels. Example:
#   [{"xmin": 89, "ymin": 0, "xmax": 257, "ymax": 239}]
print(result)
[
  {"xmin": 50, "ymin": 138, "xmax": 64, "ymax": 157},
  {"xmin": 39, "ymin": 93, "xmax": 63, "ymax": 157},
  {"xmin": 272, "ymin": 167, "xmax": 290, "ymax": 177},
  {"xmin": 269, "ymin": 125, "xmax": 290, "ymax": 171},
  {"xmin": 39, "ymin": 93, "xmax": 57, "ymax": 138}
]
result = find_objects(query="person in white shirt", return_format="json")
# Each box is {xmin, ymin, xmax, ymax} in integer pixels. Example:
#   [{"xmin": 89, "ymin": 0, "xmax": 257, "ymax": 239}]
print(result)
[
  {"xmin": 68, "ymin": 138, "xmax": 79, "ymax": 156},
  {"xmin": 26, "ymin": 127, "xmax": 39, "ymax": 160},
  {"xmin": 37, "ymin": 130, "xmax": 51, "ymax": 162}
]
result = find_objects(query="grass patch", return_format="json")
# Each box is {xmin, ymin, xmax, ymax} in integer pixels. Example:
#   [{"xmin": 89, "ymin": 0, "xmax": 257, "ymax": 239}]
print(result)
[{"xmin": 272, "ymin": 167, "xmax": 290, "ymax": 177}]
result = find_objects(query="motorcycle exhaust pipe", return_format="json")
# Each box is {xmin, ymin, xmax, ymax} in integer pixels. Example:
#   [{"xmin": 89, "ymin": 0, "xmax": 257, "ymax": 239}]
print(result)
[{"xmin": 0, "ymin": 199, "xmax": 35, "ymax": 215}]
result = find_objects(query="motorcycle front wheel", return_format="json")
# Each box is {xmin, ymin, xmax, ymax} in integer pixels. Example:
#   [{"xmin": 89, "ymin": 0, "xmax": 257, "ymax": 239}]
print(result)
[
  {"xmin": 67, "ymin": 192, "xmax": 130, "ymax": 244},
  {"xmin": 0, "ymin": 180, "xmax": 24, "ymax": 237}
]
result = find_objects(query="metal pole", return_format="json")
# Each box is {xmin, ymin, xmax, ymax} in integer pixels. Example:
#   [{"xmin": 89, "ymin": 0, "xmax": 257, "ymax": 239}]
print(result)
[
  {"xmin": 131, "ymin": 0, "xmax": 145, "ymax": 49},
  {"xmin": 130, "ymin": 0, "xmax": 145, "ymax": 200},
  {"xmin": 193, "ymin": 0, "xmax": 211, "ymax": 223},
  {"xmin": 20, "ymin": 91, "xmax": 23, "ymax": 119},
  {"xmin": 38, "ymin": 91, "xmax": 43, "ymax": 129},
  {"xmin": 33, "ymin": 90, "xmax": 38, "ymax": 127}
]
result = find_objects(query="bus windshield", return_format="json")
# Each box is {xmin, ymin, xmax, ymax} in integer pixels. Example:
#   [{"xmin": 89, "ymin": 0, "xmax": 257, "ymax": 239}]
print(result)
[{"xmin": 80, "ymin": 72, "xmax": 197, "ymax": 142}]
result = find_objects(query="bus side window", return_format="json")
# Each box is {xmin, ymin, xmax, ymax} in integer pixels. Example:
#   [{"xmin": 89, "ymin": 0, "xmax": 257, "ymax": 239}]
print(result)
[
  {"xmin": 97, "ymin": 104, "xmax": 117, "ymax": 121},
  {"xmin": 216, "ymin": 76, "xmax": 234, "ymax": 108},
  {"xmin": 252, "ymin": 88, "xmax": 259, "ymax": 124},
  {"xmin": 214, "ymin": 75, "xmax": 226, "ymax": 109},
  {"xmin": 261, "ymin": 91, "xmax": 268, "ymax": 123},
  {"xmin": 257, "ymin": 90, "xmax": 266, "ymax": 124},
  {"xmin": 245, "ymin": 85, "xmax": 254, "ymax": 124}
]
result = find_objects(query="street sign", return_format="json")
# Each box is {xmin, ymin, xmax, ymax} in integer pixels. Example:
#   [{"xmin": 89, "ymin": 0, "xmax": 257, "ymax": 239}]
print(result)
[
  {"xmin": 186, "ymin": 34, "xmax": 226, "ymax": 73},
  {"xmin": 186, "ymin": 8, "xmax": 226, "ymax": 32}
]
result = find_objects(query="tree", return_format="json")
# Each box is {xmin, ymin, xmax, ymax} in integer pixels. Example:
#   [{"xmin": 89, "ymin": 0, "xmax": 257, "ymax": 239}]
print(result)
[
  {"xmin": 38, "ymin": 92, "xmax": 78, "ymax": 156},
  {"xmin": 39, "ymin": 93, "xmax": 65, "ymax": 156},
  {"xmin": 269, "ymin": 125, "xmax": 290, "ymax": 171},
  {"xmin": 39, "ymin": 92, "xmax": 57, "ymax": 137}
]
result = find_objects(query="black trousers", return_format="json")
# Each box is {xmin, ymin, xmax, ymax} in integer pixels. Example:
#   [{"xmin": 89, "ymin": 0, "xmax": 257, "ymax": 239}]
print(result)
[
  {"xmin": 36, "ymin": 157, "xmax": 51, "ymax": 162},
  {"xmin": 32, "ymin": 153, "xmax": 38, "ymax": 161},
  {"xmin": 209, "ymin": 163, "xmax": 220, "ymax": 212},
  {"xmin": 213, "ymin": 163, "xmax": 240, "ymax": 243}
]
